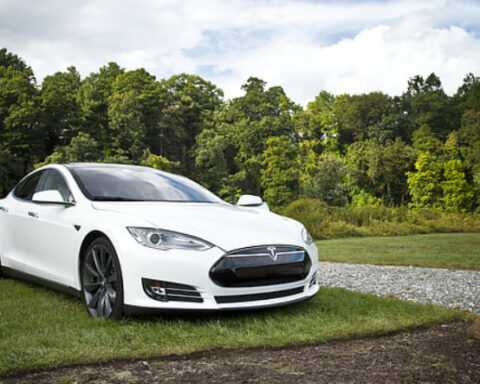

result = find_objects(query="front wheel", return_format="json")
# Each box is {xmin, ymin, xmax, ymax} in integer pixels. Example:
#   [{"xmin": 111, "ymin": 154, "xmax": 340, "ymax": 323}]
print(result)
[{"xmin": 81, "ymin": 237, "xmax": 124, "ymax": 319}]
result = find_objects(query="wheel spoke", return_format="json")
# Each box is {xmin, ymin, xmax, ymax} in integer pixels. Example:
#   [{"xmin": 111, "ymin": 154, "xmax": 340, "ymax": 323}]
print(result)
[
  {"xmin": 89, "ymin": 288, "xmax": 102, "ymax": 309},
  {"xmin": 105, "ymin": 256, "xmax": 113, "ymax": 273},
  {"xmin": 84, "ymin": 281, "xmax": 101, "ymax": 292},
  {"xmin": 92, "ymin": 249, "xmax": 104, "ymax": 277},
  {"xmin": 106, "ymin": 286, "xmax": 116, "ymax": 303},
  {"xmin": 85, "ymin": 263, "xmax": 99, "ymax": 278},
  {"xmin": 103, "ymin": 293, "xmax": 112, "ymax": 316},
  {"xmin": 99, "ymin": 247, "xmax": 107, "ymax": 272}
]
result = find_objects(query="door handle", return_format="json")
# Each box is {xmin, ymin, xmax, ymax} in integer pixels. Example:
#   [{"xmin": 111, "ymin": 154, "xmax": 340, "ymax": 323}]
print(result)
[
  {"xmin": 0, "ymin": 206, "xmax": 8, "ymax": 213},
  {"xmin": 28, "ymin": 211, "xmax": 39, "ymax": 218}
]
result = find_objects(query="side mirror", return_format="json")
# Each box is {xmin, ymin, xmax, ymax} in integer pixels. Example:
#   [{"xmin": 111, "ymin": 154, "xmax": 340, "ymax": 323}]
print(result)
[
  {"xmin": 237, "ymin": 195, "xmax": 269, "ymax": 211},
  {"xmin": 32, "ymin": 190, "xmax": 75, "ymax": 207}
]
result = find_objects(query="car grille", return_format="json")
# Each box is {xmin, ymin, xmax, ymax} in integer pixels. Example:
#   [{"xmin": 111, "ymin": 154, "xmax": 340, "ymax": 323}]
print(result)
[
  {"xmin": 209, "ymin": 246, "xmax": 311, "ymax": 287},
  {"xmin": 215, "ymin": 286, "xmax": 304, "ymax": 304}
]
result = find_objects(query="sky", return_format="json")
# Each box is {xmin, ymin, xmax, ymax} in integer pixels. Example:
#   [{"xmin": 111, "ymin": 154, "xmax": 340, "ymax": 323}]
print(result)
[{"xmin": 1, "ymin": 0, "xmax": 480, "ymax": 104}]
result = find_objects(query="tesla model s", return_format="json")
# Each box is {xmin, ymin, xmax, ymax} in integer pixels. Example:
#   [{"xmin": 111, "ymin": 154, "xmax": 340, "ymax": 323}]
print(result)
[{"xmin": 0, "ymin": 163, "xmax": 319, "ymax": 318}]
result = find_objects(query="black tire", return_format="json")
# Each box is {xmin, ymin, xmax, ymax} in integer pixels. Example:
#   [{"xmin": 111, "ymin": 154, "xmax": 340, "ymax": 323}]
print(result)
[{"xmin": 81, "ymin": 237, "xmax": 124, "ymax": 319}]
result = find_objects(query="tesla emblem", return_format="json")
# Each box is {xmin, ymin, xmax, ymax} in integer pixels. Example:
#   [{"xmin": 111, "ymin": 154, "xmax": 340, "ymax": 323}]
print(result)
[{"xmin": 267, "ymin": 246, "xmax": 278, "ymax": 261}]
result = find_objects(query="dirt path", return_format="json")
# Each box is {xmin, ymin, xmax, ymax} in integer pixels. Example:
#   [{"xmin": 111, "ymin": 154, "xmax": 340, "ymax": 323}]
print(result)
[{"xmin": 2, "ymin": 321, "xmax": 479, "ymax": 384}]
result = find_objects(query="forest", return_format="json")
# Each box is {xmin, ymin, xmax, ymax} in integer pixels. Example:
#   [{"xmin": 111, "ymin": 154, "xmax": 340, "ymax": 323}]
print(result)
[{"xmin": 1, "ymin": 47, "xmax": 480, "ymax": 213}]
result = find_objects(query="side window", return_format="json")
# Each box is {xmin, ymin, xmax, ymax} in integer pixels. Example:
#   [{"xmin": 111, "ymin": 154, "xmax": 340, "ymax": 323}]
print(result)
[
  {"xmin": 36, "ymin": 169, "xmax": 73, "ymax": 202},
  {"xmin": 14, "ymin": 172, "xmax": 43, "ymax": 201}
]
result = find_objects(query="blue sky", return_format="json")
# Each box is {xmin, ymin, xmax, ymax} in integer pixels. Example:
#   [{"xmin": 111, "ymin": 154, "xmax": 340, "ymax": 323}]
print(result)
[{"xmin": 1, "ymin": 0, "xmax": 480, "ymax": 104}]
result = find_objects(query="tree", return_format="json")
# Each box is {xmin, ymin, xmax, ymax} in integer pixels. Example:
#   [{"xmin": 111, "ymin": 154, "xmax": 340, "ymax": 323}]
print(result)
[
  {"xmin": 156, "ymin": 74, "xmax": 224, "ymax": 173},
  {"xmin": 193, "ymin": 128, "xmax": 228, "ymax": 193},
  {"xmin": 441, "ymin": 159, "xmax": 474, "ymax": 212},
  {"xmin": 407, "ymin": 152, "xmax": 442, "ymax": 209},
  {"xmin": 216, "ymin": 77, "xmax": 300, "ymax": 198},
  {"xmin": 261, "ymin": 136, "xmax": 300, "ymax": 207},
  {"xmin": 107, "ymin": 90, "xmax": 146, "ymax": 160},
  {"xmin": 0, "ymin": 49, "xmax": 42, "ymax": 170},
  {"xmin": 0, "ymin": 149, "xmax": 23, "ymax": 197},
  {"xmin": 140, "ymin": 149, "xmax": 179, "ymax": 172},
  {"xmin": 40, "ymin": 66, "xmax": 82, "ymax": 153},
  {"xmin": 303, "ymin": 155, "xmax": 348, "ymax": 206},
  {"xmin": 37, "ymin": 132, "xmax": 102, "ymax": 166},
  {"xmin": 77, "ymin": 62, "xmax": 124, "ymax": 145},
  {"xmin": 346, "ymin": 138, "xmax": 414, "ymax": 205},
  {"xmin": 403, "ymin": 73, "xmax": 456, "ymax": 140}
]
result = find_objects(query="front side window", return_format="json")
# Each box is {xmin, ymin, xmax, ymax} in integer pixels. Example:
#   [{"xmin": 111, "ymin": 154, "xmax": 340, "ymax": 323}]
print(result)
[
  {"xmin": 36, "ymin": 169, "xmax": 73, "ymax": 202},
  {"xmin": 13, "ymin": 171, "xmax": 43, "ymax": 201},
  {"xmin": 68, "ymin": 166, "xmax": 223, "ymax": 203}
]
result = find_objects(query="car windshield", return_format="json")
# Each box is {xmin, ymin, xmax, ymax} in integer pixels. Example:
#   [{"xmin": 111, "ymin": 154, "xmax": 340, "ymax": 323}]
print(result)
[{"xmin": 68, "ymin": 165, "xmax": 224, "ymax": 203}]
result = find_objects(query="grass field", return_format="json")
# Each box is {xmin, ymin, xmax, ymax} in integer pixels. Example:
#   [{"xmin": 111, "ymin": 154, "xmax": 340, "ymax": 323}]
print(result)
[
  {"xmin": 316, "ymin": 233, "xmax": 480, "ymax": 270},
  {"xmin": 0, "ymin": 278, "xmax": 467, "ymax": 376}
]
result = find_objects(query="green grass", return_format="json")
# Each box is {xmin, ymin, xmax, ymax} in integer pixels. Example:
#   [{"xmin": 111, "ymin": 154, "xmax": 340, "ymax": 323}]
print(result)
[
  {"xmin": 316, "ymin": 233, "xmax": 480, "ymax": 270},
  {"xmin": 0, "ymin": 278, "xmax": 468, "ymax": 376}
]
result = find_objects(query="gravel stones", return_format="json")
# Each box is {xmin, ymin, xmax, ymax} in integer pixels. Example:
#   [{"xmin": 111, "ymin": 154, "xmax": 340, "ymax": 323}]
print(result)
[{"xmin": 318, "ymin": 262, "xmax": 480, "ymax": 314}]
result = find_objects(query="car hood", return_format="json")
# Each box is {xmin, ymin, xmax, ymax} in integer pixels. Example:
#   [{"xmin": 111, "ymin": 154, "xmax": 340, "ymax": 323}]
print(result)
[{"xmin": 91, "ymin": 202, "xmax": 304, "ymax": 251}]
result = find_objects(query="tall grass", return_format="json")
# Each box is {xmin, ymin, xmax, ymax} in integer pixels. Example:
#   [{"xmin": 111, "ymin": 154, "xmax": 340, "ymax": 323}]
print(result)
[{"xmin": 278, "ymin": 199, "xmax": 480, "ymax": 239}]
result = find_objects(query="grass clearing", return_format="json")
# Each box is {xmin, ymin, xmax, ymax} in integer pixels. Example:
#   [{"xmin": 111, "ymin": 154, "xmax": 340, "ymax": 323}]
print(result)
[
  {"xmin": 316, "ymin": 233, "xmax": 480, "ymax": 270},
  {"xmin": 0, "ymin": 278, "xmax": 468, "ymax": 376}
]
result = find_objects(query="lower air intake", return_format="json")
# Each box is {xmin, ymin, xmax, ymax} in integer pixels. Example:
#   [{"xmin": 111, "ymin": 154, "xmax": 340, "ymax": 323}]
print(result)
[{"xmin": 142, "ymin": 278, "xmax": 203, "ymax": 303}]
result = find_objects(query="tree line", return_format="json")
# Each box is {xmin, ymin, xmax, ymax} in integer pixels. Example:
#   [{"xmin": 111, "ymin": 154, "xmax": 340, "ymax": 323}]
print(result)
[{"xmin": 1, "ymin": 48, "xmax": 479, "ymax": 212}]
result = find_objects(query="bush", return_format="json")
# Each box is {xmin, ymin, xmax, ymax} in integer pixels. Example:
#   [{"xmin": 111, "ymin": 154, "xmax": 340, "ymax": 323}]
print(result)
[{"xmin": 277, "ymin": 198, "xmax": 480, "ymax": 239}]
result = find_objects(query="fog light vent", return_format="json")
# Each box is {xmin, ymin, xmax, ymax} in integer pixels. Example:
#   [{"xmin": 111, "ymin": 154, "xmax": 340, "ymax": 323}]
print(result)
[
  {"xmin": 142, "ymin": 278, "xmax": 203, "ymax": 303},
  {"xmin": 308, "ymin": 271, "xmax": 317, "ymax": 288}
]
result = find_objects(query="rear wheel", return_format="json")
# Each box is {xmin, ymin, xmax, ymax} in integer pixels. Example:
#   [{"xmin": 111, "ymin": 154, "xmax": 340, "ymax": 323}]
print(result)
[{"xmin": 81, "ymin": 237, "xmax": 124, "ymax": 319}]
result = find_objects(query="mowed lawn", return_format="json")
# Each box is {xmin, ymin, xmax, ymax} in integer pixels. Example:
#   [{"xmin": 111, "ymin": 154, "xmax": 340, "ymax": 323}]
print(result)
[
  {"xmin": 316, "ymin": 233, "xmax": 480, "ymax": 270},
  {"xmin": 0, "ymin": 278, "xmax": 467, "ymax": 376}
]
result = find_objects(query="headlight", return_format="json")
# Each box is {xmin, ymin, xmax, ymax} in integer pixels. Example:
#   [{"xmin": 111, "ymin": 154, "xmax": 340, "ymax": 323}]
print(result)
[
  {"xmin": 302, "ymin": 227, "xmax": 313, "ymax": 245},
  {"xmin": 127, "ymin": 227, "xmax": 213, "ymax": 251}
]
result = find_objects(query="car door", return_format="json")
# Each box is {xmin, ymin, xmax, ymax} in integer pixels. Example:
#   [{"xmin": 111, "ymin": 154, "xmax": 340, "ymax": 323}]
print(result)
[
  {"xmin": 24, "ymin": 169, "xmax": 82, "ymax": 287},
  {"xmin": 0, "ymin": 171, "xmax": 44, "ymax": 272}
]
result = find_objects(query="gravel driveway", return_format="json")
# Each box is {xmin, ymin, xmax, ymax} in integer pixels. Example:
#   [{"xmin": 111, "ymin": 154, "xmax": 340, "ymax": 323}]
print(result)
[{"xmin": 319, "ymin": 262, "xmax": 480, "ymax": 314}]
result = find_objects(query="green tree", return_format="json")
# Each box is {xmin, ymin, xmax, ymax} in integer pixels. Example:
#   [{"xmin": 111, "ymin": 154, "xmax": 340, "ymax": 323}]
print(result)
[
  {"xmin": 37, "ymin": 132, "xmax": 102, "ymax": 166},
  {"xmin": 40, "ymin": 66, "xmax": 81, "ymax": 153},
  {"xmin": 261, "ymin": 136, "xmax": 300, "ymax": 207},
  {"xmin": 140, "ymin": 149, "xmax": 179, "ymax": 172},
  {"xmin": 407, "ymin": 152, "xmax": 442, "ymax": 209},
  {"xmin": 107, "ymin": 90, "xmax": 146, "ymax": 160},
  {"xmin": 0, "ymin": 49, "xmax": 42, "ymax": 171},
  {"xmin": 346, "ymin": 138, "xmax": 414, "ymax": 205},
  {"xmin": 0, "ymin": 149, "xmax": 24, "ymax": 197},
  {"xmin": 193, "ymin": 128, "xmax": 228, "ymax": 193},
  {"xmin": 440, "ymin": 159, "xmax": 474, "ymax": 212},
  {"xmin": 77, "ymin": 62, "xmax": 124, "ymax": 145},
  {"xmin": 403, "ymin": 73, "xmax": 456, "ymax": 140},
  {"xmin": 303, "ymin": 155, "xmax": 348, "ymax": 206},
  {"xmin": 156, "ymin": 74, "xmax": 223, "ymax": 173}
]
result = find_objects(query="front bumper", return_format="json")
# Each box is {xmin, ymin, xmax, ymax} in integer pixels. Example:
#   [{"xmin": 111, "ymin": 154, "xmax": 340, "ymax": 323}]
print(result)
[{"xmin": 115, "ymin": 234, "xmax": 319, "ymax": 312}]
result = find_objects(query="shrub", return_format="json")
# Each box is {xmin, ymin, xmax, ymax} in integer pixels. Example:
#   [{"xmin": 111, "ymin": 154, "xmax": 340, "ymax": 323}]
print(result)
[{"xmin": 277, "ymin": 198, "xmax": 480, "ymax": 239}]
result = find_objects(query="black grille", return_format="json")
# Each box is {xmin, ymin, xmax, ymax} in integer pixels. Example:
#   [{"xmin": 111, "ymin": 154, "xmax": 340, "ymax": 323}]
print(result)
[
  {"xmin": 209, "ymin": 246, "xmax": 311, "ymax": 287},
  {"xmin": 215, "ymin": 286, "xmax": 304, "ymax": 304},
  {"xmin": 142, "ymin": 279, "xmax": 203, "ymax": 303}
]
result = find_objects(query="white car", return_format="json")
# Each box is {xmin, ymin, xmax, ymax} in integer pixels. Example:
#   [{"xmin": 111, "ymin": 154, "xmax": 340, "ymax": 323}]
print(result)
[{"xmin": 0, "ymin": 163, "xmax": 319, "ymax": 318}]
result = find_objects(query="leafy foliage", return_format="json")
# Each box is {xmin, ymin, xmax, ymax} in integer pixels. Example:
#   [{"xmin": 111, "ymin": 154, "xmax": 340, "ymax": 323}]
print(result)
[{"xmin": 1, "ymin": 47, "xmax": 480, "ymax": 213}]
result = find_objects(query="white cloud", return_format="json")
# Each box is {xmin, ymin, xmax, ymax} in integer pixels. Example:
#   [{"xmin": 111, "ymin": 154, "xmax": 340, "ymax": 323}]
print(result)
[{"xmin": 0, "ymin": 0, "xmax": 479, "ymax": 103}]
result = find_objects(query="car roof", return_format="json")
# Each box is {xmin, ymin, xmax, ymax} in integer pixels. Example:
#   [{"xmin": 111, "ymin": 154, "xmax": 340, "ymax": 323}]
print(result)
[{"xmin": 64, "ymin": 162, "xmax": 153, "ymax": 171}]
